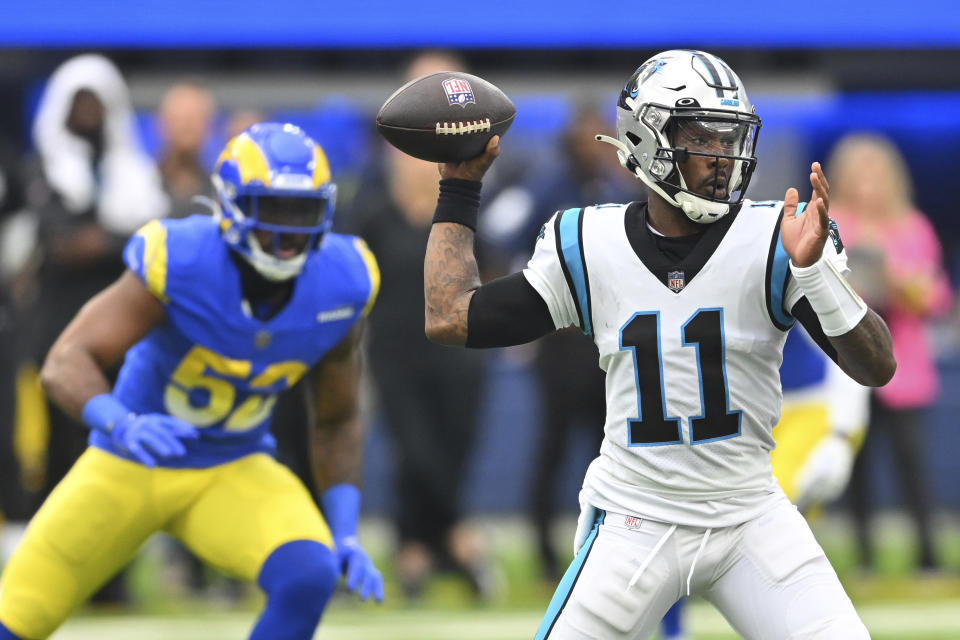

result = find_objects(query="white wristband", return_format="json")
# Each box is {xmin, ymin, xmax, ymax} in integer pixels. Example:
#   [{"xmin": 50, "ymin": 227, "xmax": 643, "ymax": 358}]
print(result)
[{"xmin": 790, "ymin": 256, "xmax": 868, "ymax": 336}]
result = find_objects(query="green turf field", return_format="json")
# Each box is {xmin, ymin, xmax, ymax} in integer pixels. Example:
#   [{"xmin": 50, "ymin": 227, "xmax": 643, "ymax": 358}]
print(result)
[
  {"xmin": 51, "ymin": 599, "xmax": 960, "ymax": 640},
  {"xmin": 39, "ymin": 514, "xmax": 960, "ymax": 639}
]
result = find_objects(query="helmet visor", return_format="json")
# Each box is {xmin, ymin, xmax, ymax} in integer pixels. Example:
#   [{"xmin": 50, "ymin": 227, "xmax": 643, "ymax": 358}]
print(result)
[
  {"xmin": 671, "ymin": 115, "xmax": 757, "ymax": 157},
  {"xmin": 239, "ymin": 195, "xmax": 332, "ymax": 259},
  {"xmin": 241, "ymin": 195, "xmax": 327, "ymax": 228}
]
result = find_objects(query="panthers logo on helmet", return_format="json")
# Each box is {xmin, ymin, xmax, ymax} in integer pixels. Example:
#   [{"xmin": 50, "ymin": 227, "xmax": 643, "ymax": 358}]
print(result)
[
  {"xmin": 212, "ymin": 123, "xmax": 337, "ymax": 281},
  {"xmin": 619, "ymin": 59, "xmax": 667, "ymax": 109}
]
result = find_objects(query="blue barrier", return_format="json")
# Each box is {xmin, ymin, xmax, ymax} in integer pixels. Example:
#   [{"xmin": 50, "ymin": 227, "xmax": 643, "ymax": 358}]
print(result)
[{"xmin": 5, "ymin": 1, "xmax": 960, "ymax": 48}]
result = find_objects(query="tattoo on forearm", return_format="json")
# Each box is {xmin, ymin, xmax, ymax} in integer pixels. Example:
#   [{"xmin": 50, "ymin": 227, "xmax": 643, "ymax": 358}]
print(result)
[
  {"xmin": 832, "ymin": 309, "xmax": 896, "ymax": 386},
  {"xmin": 424, "ymin": 222, "xmax": 481, "ymax": 345}
]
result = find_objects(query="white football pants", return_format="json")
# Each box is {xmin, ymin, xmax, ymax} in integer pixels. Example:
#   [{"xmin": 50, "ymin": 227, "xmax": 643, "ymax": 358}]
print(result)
[{"xmin": 535, "ymin": 500, "xmax": 869, "ymax": 639}]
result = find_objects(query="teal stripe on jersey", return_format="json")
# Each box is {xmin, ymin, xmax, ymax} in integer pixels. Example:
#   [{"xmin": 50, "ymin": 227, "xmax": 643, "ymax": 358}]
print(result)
[
  {"xmin": 534, "ymin": 510, "xmax": 605, "ymax": 639},
  {"xmin": 770, "ymin": 202, "xmax": 806, "ymax": 328},
  {"xmin": 557, "ymin": 208, "xmax": 592, "ymax": 335}
]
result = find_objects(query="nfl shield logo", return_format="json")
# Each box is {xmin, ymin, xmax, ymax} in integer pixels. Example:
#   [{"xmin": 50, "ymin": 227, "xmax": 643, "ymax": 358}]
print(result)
[
  {"xmin": 625, "ymin": 516, "xmax": 642, "ymax": 530},
  {"xmin": 442, "ymin": 78, "xmax": 475, "ymax": 107},
  {"xmin": 667, "ymin": 270, "xmax": 685, "ymax": 293},
  {"xmin": 255, "ymin": 330, "xmax": 272, "ymax": 349}
]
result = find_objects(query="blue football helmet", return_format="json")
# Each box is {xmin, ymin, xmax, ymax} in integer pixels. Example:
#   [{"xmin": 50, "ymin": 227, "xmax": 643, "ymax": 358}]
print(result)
[{"xmin": 212, "ymin": 122, "xmax": 337, "ymax": 281}]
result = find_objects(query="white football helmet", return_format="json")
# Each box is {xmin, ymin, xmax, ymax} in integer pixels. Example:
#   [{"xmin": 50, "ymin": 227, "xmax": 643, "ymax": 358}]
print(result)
[{"xmin": 598, "ymin": 50, "xmax": 762, "ymax": 223}]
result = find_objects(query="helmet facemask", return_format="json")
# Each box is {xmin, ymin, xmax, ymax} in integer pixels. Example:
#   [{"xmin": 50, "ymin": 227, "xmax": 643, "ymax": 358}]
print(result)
[
  {"xmin": 650, "ymin": 108, "xmax": 760, "ymax": 222},
  {"xmin": 240, "ymin": 193, "xmax": 335, "ymax": 281},
  {"xmin": 215, "ymin": 175, "xmax": 337, "ymax": 282}
]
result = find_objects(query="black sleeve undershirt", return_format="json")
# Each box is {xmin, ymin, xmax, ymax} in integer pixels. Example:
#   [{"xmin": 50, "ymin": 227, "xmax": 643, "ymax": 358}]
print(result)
[
  {"xmin": 790, "ymin": 296, "xmax": 840, "ymax": 364},
  {"xmin": 465, "ymin": 264, "xmax": 839, "ymax": 359},
  {"xmin": 465, "ymin": 272, "xmax": 556, "ymax": 348}
]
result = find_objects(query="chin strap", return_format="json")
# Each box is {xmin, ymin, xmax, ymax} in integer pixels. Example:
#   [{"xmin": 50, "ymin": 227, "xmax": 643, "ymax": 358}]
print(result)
[
  {"xmin": 246, "ymin": 233, "xmax": 305, "ymax": 281},
  {"xmin": 675, "ymin": 191, "xmax": 730, "ymax": 223}
]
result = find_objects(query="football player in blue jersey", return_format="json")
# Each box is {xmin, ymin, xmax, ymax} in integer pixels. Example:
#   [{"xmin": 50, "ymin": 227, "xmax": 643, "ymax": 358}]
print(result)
[{"xmin": 0, "ymin": 123, "xmax": 383, "ymax": 640}]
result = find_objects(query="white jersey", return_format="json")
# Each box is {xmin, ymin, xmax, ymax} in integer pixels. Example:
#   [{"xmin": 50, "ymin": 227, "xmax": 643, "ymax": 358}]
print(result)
[{"xmin": 523, "ymin": 200, "xmax": 848, "ymax": 527}]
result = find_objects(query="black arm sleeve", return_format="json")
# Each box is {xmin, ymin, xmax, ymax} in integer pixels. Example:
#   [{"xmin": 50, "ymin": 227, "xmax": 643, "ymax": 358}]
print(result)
[
  {"xmin": 790, "ymin": 296, "xmax": 839, "ymax": 364},
  {"xmin": 465, "ymin": 272, "xmax": 555, "ymax": 348}
]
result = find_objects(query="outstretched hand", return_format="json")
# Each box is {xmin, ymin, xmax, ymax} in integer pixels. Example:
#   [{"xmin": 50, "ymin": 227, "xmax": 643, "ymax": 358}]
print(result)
[
  {"xmin": 438, "ymin": 136, "xmax": 501, "ymax": 182},
  {"xmin": 335, "ymin": 535, "xmax": 384, "ymax": 602},
  {"xmin": 781, "ymin": 162, "xmax": 831, "ymax": 268}
]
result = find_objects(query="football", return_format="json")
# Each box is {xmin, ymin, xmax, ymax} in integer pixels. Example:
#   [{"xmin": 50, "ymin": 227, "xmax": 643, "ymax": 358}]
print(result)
[{"xmin": 376, "ymin": 71, "xmax": 516, "ymax": 163}]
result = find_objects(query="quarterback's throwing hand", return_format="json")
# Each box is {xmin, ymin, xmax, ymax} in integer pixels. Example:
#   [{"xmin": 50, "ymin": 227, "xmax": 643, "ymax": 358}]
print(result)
[
  {"xmin": 438, "ymin": 135, "xmax": 501, "ymax": 182},
  {"xmin": 111, "ymin": 413, "xmax": 199, "ymax": 467},
  {"xmin": 335, "ymin": 535, "xmax": 384, "ymax": 602},
  {"xmin": 781, "ymin": 162, "xmax": 831, "ymax": 268}
]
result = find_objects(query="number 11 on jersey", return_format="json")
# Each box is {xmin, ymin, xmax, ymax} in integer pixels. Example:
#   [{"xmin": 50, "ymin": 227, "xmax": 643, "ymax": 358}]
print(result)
[{"xmin": 619, "ymin": 308, "xmax": 742, "ymax": 446}]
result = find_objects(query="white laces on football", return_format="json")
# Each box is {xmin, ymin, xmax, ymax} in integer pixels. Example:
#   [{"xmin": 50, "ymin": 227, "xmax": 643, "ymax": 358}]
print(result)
[{"xmin": 625, "ymin": 525, "xmax": 713, "ymax": 598}]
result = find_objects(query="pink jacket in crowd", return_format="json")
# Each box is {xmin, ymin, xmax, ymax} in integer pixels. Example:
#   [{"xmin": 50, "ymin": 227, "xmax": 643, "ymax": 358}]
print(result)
[{"xmin": 831, "ymin": 209, "xmax": 953, "ymax": 409}]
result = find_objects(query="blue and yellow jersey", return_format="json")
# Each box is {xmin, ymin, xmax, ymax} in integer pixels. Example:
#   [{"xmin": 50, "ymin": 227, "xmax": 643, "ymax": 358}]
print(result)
[{"xmin": 91, "ymin": 215, "xmax": 379, "ymax": 467}]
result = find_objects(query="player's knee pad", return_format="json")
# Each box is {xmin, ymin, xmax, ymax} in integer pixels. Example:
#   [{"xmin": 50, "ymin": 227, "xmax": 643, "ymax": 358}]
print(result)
[{"xmin": 258, "ymin": 540, "xmax": 339, "ymax": 615}]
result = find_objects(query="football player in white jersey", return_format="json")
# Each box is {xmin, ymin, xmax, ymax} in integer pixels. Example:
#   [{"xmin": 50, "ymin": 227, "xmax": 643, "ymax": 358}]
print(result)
[
  {"xmin": 660, "ymin": 326, "xmax": 872, "ymax": 639},
  {"xmin": 422, "ymin": 50, "xmax": 896, "ymax": 639}
]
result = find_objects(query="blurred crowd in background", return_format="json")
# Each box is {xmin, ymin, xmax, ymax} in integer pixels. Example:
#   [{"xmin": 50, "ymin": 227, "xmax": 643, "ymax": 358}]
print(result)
[{"xmin": 0, "ymin": 44, "xmax": 959, "ymax": 607}]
